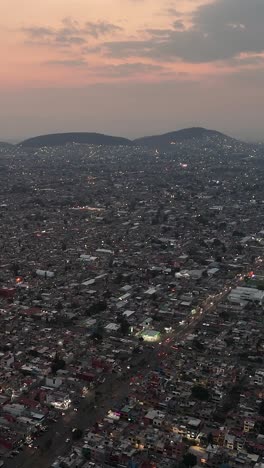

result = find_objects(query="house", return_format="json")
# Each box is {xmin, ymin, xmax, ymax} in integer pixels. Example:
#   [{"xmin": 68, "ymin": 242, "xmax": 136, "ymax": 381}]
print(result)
[
  {"xmin": 254, "ymin": 370, "xmax": 264, "ymax": 386},
  {"xmin": 0, "ymin": 352, "xmax": 14, "ymax": 368},
  {"xmin": 228, "ymin": 287, "xmax": 264, "ymax": 306},
  {"xmin": 225, "ymin": 434, "xmax": 235, "ymax": 450},
  {"xmin": 46, "ymin": 391, "xmax": 71, "ymax": 410},
  {"xmin": 36, "ymin": 269, "xmax": 55, "ymax": 278},
  {"xmin": 45, "ymin": 376, "xmax": 63, "ymax": 388}
]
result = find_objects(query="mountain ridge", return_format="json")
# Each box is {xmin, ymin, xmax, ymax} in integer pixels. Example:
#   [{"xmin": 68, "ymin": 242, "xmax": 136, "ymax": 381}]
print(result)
[
  {"xmin": 13, "ymin": 127, "xmax": 244, "ymax": 148},
  {"xmin": 134, "ymin": 127, "xmax": 235, "ymax": 147},
  {"xmin": 18, "ymin": 132, "xmax": 131, "ymax": 148}
]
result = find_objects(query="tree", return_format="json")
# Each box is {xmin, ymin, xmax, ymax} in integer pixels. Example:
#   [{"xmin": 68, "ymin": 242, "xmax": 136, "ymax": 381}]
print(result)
[
  {"xmin": 215, "ymin": 255, "xmax": 222, "ymax": 263},
  {"xmin": 114, "ymin": 273, "xmax": 123, "ymax": 284},
  {"xmin": 11, "ymin": 262, "xmax": 20, "ymax": 277},
  {"xmin": 207, "ymin": 432, "xmax": 214, "ymax": 445},
  {"xmin": 72, "ymin": 428, "xmax": 83, "ymax": 440},
  {"xmin": 182, "ymin": 453, "xmax": 197, "ymax": 467},
  {"xmin": 153, "ymin": 314, "xmax": 163, "ymax": 322},
  {"xmin": 151, "ymin": 216, "xmax": 159, "ymax": 225},
  {"xmin": 254, "ymin": 419, "xmax": 264, "ymax": 435},
  {"xmin": 193, "ymin": 339, "xmax": 205, "ymax": 351},
  {"xmin": 119, "ymin": 317, "xmax": 130, "ymax": 336},
  {"xmin": 87, "ymin": 301, "xmax": 107, "ymax": 316},
  {"xmin": 259, "ymin": 400, "xmax": 264, "ymax": 417},
  {"xmin": 91, "ymin": 321, "xmax": 104, "ymax": 341},
  {"xmin": 219, "ymin": 310, "xmax": 230, "ymax": 321},
  {"xmin": 56, "ymin": 301, "xmax": 63, "ymax": 312},
  {"xmin": 91, "ymin": 330, "xmax": 103, "ymax": 341},
  {"xmin": 213, "ymin": 238, "xmax": 222, "ymax": 247},
  {"xmin": 128, "ymin": 199, "xmax": 137, "ymax": 211},
  {"xmin": 103, "ymin": 289, "xmax": 111, "ymax": 299},
  {"xmin": 117, "ymin": 315, "xmax": 130, "ymax": 335},
  {"xmin": 188, "ymin": 247, "xmax": 197, "ymax": 257},
  {"xmin": 234, "ymin": 243, "xmax": 244, "ymax": 254},
  {"xmin": 51, "ymin": 357, "xmax": 66, "ymax": 374},
  {"xmin": 191, "ymin": 385, "xmax": 210, "ymax": 401},
  {"xmin": 44, "ymin": 438, "xmax": 52, "ymax": 450},
  {"xmin": 197, "ymin": 215, "xmax": 208, "ymax": 225},
  {"xmin": 232, "ymin": 230, "xmax": 245, "ymax": 237}
]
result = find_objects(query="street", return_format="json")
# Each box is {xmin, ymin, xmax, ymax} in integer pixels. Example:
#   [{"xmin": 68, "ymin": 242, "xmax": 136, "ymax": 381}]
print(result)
[{"xmin": 3, "ymin": 275, "xmax": 249, "ymax": 468}]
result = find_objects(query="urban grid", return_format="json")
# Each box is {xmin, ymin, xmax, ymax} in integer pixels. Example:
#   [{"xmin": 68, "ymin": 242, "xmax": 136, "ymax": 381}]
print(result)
[{"xmin": 0, "ymin": 133, "xmax": 263, "ymax": 468}]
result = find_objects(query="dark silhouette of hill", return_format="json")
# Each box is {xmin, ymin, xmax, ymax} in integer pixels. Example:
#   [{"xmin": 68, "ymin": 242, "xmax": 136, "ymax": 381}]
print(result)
[
  {"xmin": 134, "ymin": 127, "xmax": 236, "ymax": 148},
  {"xmin": 19, "ymin": 127, "xmax": 241, "ymax": 148},
  {"xmin": 20, "ymin": 132, "xmax": 132, "ymax": 148}
]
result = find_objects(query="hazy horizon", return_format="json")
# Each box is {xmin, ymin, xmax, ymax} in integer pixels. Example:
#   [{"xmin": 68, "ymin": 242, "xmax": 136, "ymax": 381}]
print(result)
[
  {"xmin": 1, "ymin": 117, "xmax": 263, "ymax": 145},
  {"xmin": 1, "ymin": 0, "xmax": 264, "ymax": 142}
]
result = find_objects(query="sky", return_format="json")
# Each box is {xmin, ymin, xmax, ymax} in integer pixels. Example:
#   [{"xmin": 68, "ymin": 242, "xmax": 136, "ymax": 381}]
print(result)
[{"xmin": 1, "ymin": 0, "xmax": 264, "ymax": 141}]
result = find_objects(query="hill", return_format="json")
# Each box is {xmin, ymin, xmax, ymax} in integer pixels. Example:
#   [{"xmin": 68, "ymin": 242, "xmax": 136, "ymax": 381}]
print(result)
[
  {"xmin": 0, "ymin": 141, "xmax": 14, "ymax": 147},
  {"xmin": 19, "ymin": 127, "xmax": 242, "ymax": 149},
  {"xmin": 134, "ymin": 127, "xmax": 236, "ymax": 148},
  {"xmin": 20, "ymin": 132, "xmax": 132, "ymax": 148},
  {"xmin": 0, "ymin": 142, "xmax": 15, "ymax": 155}
]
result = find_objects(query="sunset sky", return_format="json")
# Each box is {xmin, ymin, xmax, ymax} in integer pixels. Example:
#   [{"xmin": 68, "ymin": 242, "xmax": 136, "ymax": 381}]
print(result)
[{"xmin": 1, "ymin": 0, "xmax": 264, "ymax": 141}]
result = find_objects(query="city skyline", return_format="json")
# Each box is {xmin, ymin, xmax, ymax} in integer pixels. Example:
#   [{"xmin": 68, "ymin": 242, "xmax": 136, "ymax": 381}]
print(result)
[{"xmin": 1, "ymin": 0, "xmax": 264, "ymax": 141}]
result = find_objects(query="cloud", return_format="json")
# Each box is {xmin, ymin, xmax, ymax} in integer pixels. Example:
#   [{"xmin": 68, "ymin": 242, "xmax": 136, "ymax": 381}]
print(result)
[
  {"xmin": 84, "ymin": 21, "xmax": 123, "ymax": 38},
  {"xmin": 45, "ymin": 58, "xmax": 88, "ymax": 67},
  {"xmin": 173, "ymin": 21, "xmax": 185, "ymax": 30},
  {"xmin": 145, "ymin": 28, "xmax": 172, "ymax": 38},
  {"xmin": 82, "ymin": 45, "xmax": 102, "ymax": 54},
  {"xmin": 101, "ymin": 0, "xmax": 264, "ymax": 63},
  {"xmin": 42, "ymin": 56, "xmax": 168, "ymax": 77},
  {"xmin": 22, "ymin": 26, "xmax": 55, "ymax": 38},
  {"xmin": 22, "ymin": 17, "xmax": 123, "ymax": 48},
  {"xmin": 227, "ymin": 54, "xmax": 264, "ymax": 66},
  {"xmin": 45, "ymin": 59, "xmax": 167, "ymax": 76},
  {"xmin": 102, "ymin": 39, "xmax": 154, "ymax": 58},
  {"xmin": 165, "ymin": 8, "xmax": 181, "ymax": 17},
  {"xmin": 94, "ymin": 62, "xmax": 166, "ymax": 77}
]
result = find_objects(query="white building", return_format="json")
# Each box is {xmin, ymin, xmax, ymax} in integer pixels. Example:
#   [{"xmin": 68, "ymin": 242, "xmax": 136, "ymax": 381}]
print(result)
[
  {"xmin": 36, "ymin": 269, "xmax": 55, "ymax": 278},
  {"xmin": 45, "ymin": 377, "xmax": 63, "ymax": 388},
  {"xmin": 228, "ymin": 287, "xmax": 264, "ymax": 306}
]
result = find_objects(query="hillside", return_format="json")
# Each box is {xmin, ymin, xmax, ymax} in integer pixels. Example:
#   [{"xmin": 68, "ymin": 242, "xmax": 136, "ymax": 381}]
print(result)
[
  {"xmin": 18, "ymin": 127, "xmax": 242, "ymax": 149},
  {"xmin": 20, "ymin": 132, "xmax": 132, "ymax": 148},
  {"xmin": 0, "ymin": 142, "xmax": 15, "ymax": 155},
  {"xmin": 134, "ymin": 127, "xmax": 236, "ymax": 148},
  {"xmin": 0, "ymin": 141, "xmax": 14, "ymax": 147}
]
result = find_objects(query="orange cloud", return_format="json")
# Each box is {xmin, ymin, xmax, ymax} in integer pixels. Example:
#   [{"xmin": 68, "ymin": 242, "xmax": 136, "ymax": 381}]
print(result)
[{"xmin": 1, "ymin": 0, "xmax": 264, "ymax": 89}]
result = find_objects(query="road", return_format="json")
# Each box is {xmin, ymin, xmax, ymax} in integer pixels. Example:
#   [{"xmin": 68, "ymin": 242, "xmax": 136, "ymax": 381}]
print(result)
[
  {"xmin": 4, "ymin": 348, "xmax": 157, "ymax": 468},
  {"xmin": 3, "ymin": 277, "xmax": 246, "ymax": 468}
]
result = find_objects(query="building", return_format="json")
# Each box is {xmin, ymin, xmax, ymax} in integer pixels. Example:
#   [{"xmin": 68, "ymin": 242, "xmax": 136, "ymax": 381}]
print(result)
[{"xmin": 228, "ymin": 287, "xmax": 264, "ymax": 306}]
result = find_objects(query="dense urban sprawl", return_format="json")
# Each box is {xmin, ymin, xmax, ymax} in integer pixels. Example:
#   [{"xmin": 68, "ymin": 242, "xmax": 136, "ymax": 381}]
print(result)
[{"xmin": 0, "ymin": 136, "xmax": 263, "ymax": 468}]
